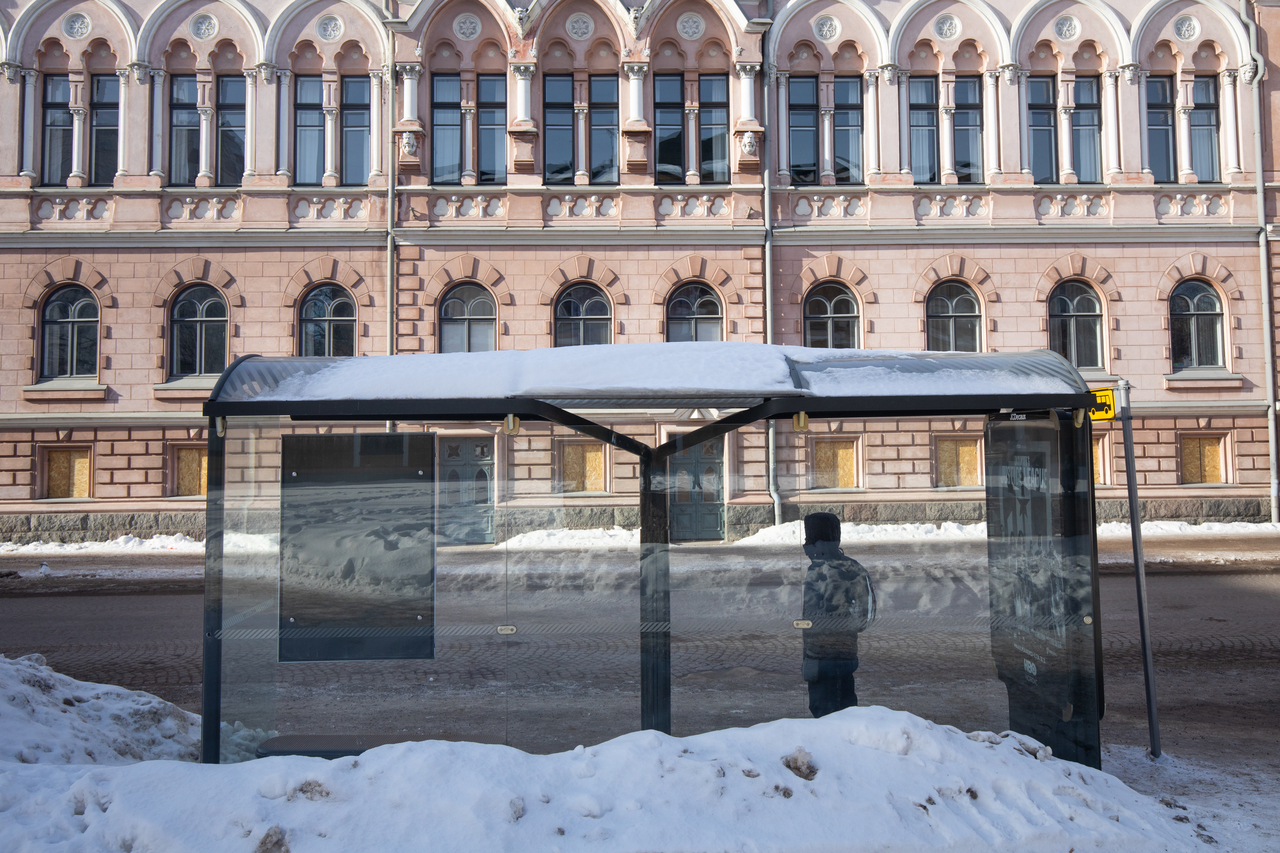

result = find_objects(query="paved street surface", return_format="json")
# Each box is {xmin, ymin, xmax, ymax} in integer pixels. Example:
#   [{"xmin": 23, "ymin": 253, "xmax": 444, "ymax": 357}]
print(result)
[{"xmin": 1, "ymin": 534, "xmax": 1277, "ymax": 843}]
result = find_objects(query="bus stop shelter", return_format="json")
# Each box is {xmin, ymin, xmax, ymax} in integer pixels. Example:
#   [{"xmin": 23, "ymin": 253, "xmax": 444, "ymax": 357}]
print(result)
[{"xmin": 201, "ymin": 342, "xmax": 1104, "ymax": 767}]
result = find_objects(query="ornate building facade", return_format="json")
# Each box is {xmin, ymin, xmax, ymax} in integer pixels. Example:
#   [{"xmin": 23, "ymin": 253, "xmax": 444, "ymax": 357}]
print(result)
[{"xmin": 0, "ymin": 0, "xmax": 1276, "ymax": 541}]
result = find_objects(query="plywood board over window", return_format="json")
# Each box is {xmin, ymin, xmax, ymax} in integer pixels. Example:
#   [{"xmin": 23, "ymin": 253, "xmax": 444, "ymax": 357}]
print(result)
[
  {"xmin": 176, "ymin": 447, "xmax": 209, "ymax": 496},
  {"xmin": 937, "ymin": 438, "xmax": 981, "ymax": 487},
  {"xmin": 814, "ymin": 439, "xmax": 858, "ymax": 489},
  {"xmin": 1181, "ymin": 436, "xmax": 1224, "ymax": 484},
  {"xmin": 562, "ymin": 442, "xmax": 605, "ymax": 492},
  {"xmin": 1092, "ymin": 436, "xmax": 1107, "ymax": 485},
  {"xmin": 46, "ymin": 448, "xmax": 90, "ymax": 498}
]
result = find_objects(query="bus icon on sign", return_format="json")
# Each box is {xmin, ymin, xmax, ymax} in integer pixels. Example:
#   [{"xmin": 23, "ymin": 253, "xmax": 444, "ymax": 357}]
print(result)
[{"xmin": 1089, "ymin": 388, "xmax": 1116, "ymax": 422}]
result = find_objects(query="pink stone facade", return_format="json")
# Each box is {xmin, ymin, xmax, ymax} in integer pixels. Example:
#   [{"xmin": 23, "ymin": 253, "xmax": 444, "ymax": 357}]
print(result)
[{"xmin": 0, "ymin": 0, "xmax": 1277, "ymax": 536}]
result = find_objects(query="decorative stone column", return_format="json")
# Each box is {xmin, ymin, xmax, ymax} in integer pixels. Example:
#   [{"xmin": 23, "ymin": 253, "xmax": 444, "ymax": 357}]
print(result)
[
  {"xmin": 197, "ymin": 106, "xmax": 214, "ymax": 183},
  {"xmin": 820, "ymin": 107, "xmax": 834, "ymax": 183},
  {"xmin": 736, "ymin": 63, "xmax": 760, "ymax": 123},
  {"xmin": 461, "ymin": 105, "xmax": 476, "ymax": 183},
  {"xmin": 1137, "ymin": 70, "xmax": 1150, "ymax": 175},
  {"xmin": 397, "ymin": 63, "xmax": 421, "ymax": 124},
  {"xmin": 115, "ymin": 69, "xmax": 129, "ymax": 177},
  {"xmin": 323, "ymin": 106, "xmax": 338, "ymax": 184},
  {"xmin": 863, "ymin": 71, "xmax": 878, "ymax": 178},
  {"xmin": 275, "ymin": 70, "xmax": 292, "ymax": 178},
  {"xmin": 68, "ymin": 107, "xmax": 87, "ymax": 184},
  {"xmin": 1221, "ymin": 70, "xmax": 1241, "ymax": 177},
  {"xmin": 624, "ymin": 62, "xmax": 648, "ymax": 125},
  {"xmin": 1058, "ymin": 105, "xmax": 1076, "ymax": 182},
  {"xmin": 20, "ymin": 70, "xmax": 38, "ymax": 179},
  {"xmin": 775, "ymin": 71, "xmax": 790, "ymax": 184},
  {"xmin": 1103, "ymin": 70, "xmax": 1120, "ymax": 177},
  {"xmin": 1018, "ymin": 70, "xmax": 1031, "ymax": 175},
  {"xmin": 940, "ymin": 106, "xmax": 955, "ymax": 181},
  {"xmin": 509, "ymin": 63, "xmax": 538, "ymax": 176},
  {"xmin": 511, "ymin": 63, "xmax": 535, "ymax": 124},
  {"xmin": 575, "ymin": 103, "xmax": 589, "ymax": 184},
  {"xmin": 685, "ymin": 105, "xmax": 699, "ymax": 183},
  {"xmin": 368, "ymin": 69, "xmax": 383, "ymax": 178},
  {"xmin": 897, "ymin": 69, "xmax": 911, "ymax": 176},
  {"xmin": 982, "ymin": 70, "xmax": 999, "ymax": 179},
  {"xmin": 149, "ymin": 70, "xmax": 166, "ymax": 178},
  {"xmin": 1176, "ymin": 103, "xmax": 1193, "ymax": 181},
  {"xmin": 242, "ymin": 69, "xmax": 257, "ymax": 178}
]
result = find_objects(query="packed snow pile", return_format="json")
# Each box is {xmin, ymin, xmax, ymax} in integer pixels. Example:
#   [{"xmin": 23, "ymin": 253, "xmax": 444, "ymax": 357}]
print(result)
[
  {"xmin": 0, "ymin": 534, "xmax": 203, "ymax": 556},
  {"xmin": 1096, "ymin": 520, "xmax": 1280, "ymax": 537},
  {"xmin": 497, "ymin": 526, "xmax": 641, "ymax": 551},
  {"xmin": 738, "ymin": 520, "xmax": 989, "ymax": 546},
  {"xmin": 0, "ymin": 654, "xmax": 200, "ymax": 765},
  {"xmin": 0, "ymin": 704, "xmax": 1199, "ymax": 853}
]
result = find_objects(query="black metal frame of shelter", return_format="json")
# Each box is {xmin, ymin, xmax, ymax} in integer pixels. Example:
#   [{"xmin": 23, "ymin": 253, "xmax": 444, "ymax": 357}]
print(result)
[{"xmin": 201, "ymin": 349, "xmax": 1104, "ymax": 766}]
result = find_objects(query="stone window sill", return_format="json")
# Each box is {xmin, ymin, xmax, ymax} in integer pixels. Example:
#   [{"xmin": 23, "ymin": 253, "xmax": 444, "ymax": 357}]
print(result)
[
  {"xmin": 1162, "ymin": 370, "xmax": 1244, "ymax": 390},
  {"xmin": 22, "ymin": 379, "xmax": 107, "ymax": 401},
  {"xmin": 153, "ymin": 376, "xmax": 219, "ymax": 401},
  {"xmin": 1078, "ymin": 369, "xmax": 1122, "ymax": 386}
]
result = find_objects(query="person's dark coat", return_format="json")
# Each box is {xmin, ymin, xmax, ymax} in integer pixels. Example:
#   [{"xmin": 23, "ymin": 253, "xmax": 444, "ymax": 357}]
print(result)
[{"xmin": 802, "ymin": 539, "xmax": 875, "ymax": 682}]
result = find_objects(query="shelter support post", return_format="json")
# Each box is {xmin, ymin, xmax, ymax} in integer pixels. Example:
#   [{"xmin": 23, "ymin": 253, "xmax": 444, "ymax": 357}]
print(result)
[
  {"xmin": 200, "ymin": 417, "xmax": 227, "ymax": 764},
  {"xmin": 1117, "ymin": 380, "xmax": 1161, "ymax": 758},
  {"xmin": 639, "ymin": 448, "xmax": 672, "ymax": 734}
]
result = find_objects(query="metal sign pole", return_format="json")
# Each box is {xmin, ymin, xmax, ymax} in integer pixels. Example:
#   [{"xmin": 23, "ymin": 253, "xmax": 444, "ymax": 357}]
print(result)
[{"xmin": 1116, "ymin": 379, "xmax": 1162, "ymax": 758}]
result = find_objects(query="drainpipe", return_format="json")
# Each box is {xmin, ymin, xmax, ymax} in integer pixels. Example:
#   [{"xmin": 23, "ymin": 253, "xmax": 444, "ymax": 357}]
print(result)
[
  {"xmin": 1241, "ymin": 0, "xmax": 1278, "ymax": 521},
  {"xmin": 756, "ymin": 9, "xmax": 782, "ymax": 528}
]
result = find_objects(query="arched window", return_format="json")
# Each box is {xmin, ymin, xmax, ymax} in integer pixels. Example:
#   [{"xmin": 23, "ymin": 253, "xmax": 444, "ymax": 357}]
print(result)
[
  {"xmin": 1048, "ymin": 281, "xmax": 1103, "ymax": 369},
  {"xmin": 300, "ymin": 285, "xmax": 356, "ymax": 357},
  {"xmin": 171, "ymin": 285, "xmax": 228, "ymax": 377},
  {"xmin": 1170, "ymin": 280, "xmax": 1223, "ymax": 369},
  {"xmin": 440, "ymin": 284, "xmax": 496, "ymax": 353},
  {"xmin": 554, "ymin": 284, "xmax": 611, "ymax": 347},
  {"xmin": 41, "ymin": 285, "xmax": 98, "ymax": 378},
  {"xmin": 925, "ymin": 281, "xmax": 981, "ymax": 352},
  {"xmin": 804, "ymin": 283, "xmax": 859, "ymax": 348},
  {"xmin": 667, "ymin": 283, "xmax": 722, "ymax": 342}
]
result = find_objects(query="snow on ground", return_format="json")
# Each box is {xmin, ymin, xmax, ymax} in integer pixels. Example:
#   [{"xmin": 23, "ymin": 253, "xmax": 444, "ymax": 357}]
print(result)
[
  {"xmin": 0, "ymin": 657, "xmax": 1201, "ymax": 853},
  {"xmin": 0, "ymin": 534, "xmax": 203, "ymax": 556}
]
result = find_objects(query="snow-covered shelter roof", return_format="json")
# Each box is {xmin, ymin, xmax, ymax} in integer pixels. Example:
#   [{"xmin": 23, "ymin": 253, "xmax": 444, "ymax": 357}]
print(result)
[{"xmin": 205, "ymin": 343, "xmax": 1092, "ymax": 419}]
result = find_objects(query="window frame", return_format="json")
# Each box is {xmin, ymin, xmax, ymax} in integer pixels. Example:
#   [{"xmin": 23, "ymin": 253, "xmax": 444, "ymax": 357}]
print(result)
[
  {"xmin": 431, "ymin": 72, "xmax": 462, "ymax": 185},
  {"xmin": 952, "ymin": 75, "xmax": 982, "ymax": 184},
  {"xmin": 810, "ymin": 436, "xmax": 862, "ymax": 491},
  {"xmin": 803, "ymin": 281, "xmax": 860, "ymax": 349},
  {"xmin": 298, "ymin": 284, "xmax": 358, "ymax": 358},
  {"xmin": 788, "ymin": 76, "xmax": 819, "ymax": 186},
  {"xmin": 340, "ymin": 75, "xmax": 371, "ymax": 186},
  {"xmin": 1047, "ymin": 280, "xmax": 1104, "ymax": 370},
  {"xmin": 477, "ymin": 74, "xmax": 507, "ymax": 185},
  {"xmin": 1179, "ymin": 433, "xmax": 1229, "ymax": 485},
  {"xmin": 908, "ymin": 76, "xmax": 939, "ymax": 184},
  {"xmin": 543, "ymin": 74, "xmax": 575, "ymax": 185},
  {"xmin": 1169, "ymin": 279, "xmax": 1225, "ymax": 371},
  {"xmin": 40, "ymin": 284, "xmax": 99, "ymax": 380},
  {"xmin": 666, "ymin": 282, "xmax": 723, "ymax": 343},
  {"xmin": 166, "ymin": 75, "xmax": 200, "ymax": 187},
  {"xmin": 833, "ymin": 76, "xmax": 863, "ymax": 185},
  {"xmin": 41, "ymin": 73, "xmax": 73, "ymax": 187},
  {"xmin": 558, "ymin": 439, "xmax": 609, "ymax": 494},
  {"xmin": 1190, "ymin": 75, "xmax": 1220, "ymax": 182},
  {"xmin": 439, "ymin": 282, "xmax": 498, "ymax": 354},
  {"xmin": 589, "ymin": 74, "xmax": 619, "ymax": 184},
  {"xmin": 1072, "ymin": 76, "xmax": 1102, "ymax": 183},
  {"xmin": 1146, "ymin": 75, "xmax": 1176, "ymax": 183},
  {"xmin": 215, "ymin": 74, "xmax": 246, "ymax": 188},
  {"xmin": 697, "ymin": 74, "xmax": 729, "ymax": 184},
  {"xmin": 654, "ymin": 73, "xmax": 685, "ymax": 184},
  {"xmin": 1027, "ymin": 76, "xmax": 1058, "ymax": 184},
  {"xmin": 293, "ymin": 75, "xmax": 325, "ymax": 187},
  {"xmin": 934, "ymin": 435, "xmax": 984, "ymax": 488},
  {"xmin": 925, "ymin": 281, "xmax": 982, "ymax": 353},
  {"xmin": 554, "ymin": 282, "xmax": 612, "ymax": 347},
  {"xmin": 170, "ymin": 284, "xmax": 229, "ymax": 378},
  {"xmin": 88, "ymin": 74, "xmax": 120, "ymax": 187},
  {"xmin": 171, "ymin": 443, "xmax": 210, "ymax": 497},
  {"xmin": 41, "ymin": 444, "xmax": 93, "ymax": 500}
]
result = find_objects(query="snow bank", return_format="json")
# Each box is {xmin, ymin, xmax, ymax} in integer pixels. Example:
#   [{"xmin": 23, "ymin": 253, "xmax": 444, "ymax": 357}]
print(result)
[
  {"xmin": 497, "ymin": 526, "xmax": 640, "ymax": 551},
  {"xmin": 1096, "ymin": 520, "xmax": 1280, "ymax": 537},
  {"xmin": 0, "ymin": 708, "xmax": 1198, "ymax": 853},
  {"xmin": 0, "ymin": 654, "xmax": 199, "ymax": 766},
  {"xmin": 737, "ymin": 521, "xmax": 989, "ymax": 546},
  {"xmin": 0, "ymin": 534, "xmax": 203, "ymax": 556}
]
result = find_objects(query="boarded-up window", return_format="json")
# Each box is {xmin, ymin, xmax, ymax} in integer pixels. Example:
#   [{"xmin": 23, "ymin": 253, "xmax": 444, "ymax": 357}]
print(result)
[
  {"xmin": 937, "ymin": 438, "xmax": 981, "ymax": 487},
  {"xmin": 814, "ymin": 440, "xmax": 858, "ymax": 489},
  {"xmin": 1181, "ymin": 436, "xmax": 1223, "ymax": 484},
  {"xmin": 46, "ymin": 448, "xmax": 90, "ymax": 498},
  {"xmin": 562, "ymin": 443, "xmax": 605, "ymax": 492},
  {"xmin": 176, "ymin": 447, "xmax": 208, "ymax": 496},
  {"xmin": 1092, "ymin": 437, "xmax": 1105, "ymax": 485}
]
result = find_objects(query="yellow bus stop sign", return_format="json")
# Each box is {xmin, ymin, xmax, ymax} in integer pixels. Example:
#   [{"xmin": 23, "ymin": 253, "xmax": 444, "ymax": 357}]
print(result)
[{"xmin": 1089, "ymin": 388, "xmax": 1116, "ymax": 421}]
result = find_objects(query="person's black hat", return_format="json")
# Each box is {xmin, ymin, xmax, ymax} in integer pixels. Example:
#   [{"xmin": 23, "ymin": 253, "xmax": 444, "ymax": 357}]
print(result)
[{"xmin": 804, "ymin": 512, "xmax": 842, "ymax": 545}]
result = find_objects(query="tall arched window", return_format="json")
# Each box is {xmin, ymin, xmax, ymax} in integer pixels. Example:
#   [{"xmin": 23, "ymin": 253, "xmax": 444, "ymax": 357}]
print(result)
[
  {"xmin": 300, "ymin": 285, "xmax": 356, "ymax": 357},
  {"xmin": 1048, "ymin": 281, "xmax": 1103, "ymax": 369},
  {"xmin": 804, "ymin": 283, "xmax": 859, "ymax": 348},
  {"xmin": 925, "ymin": 281, "xmax": 980, "ymax": 352},
  {"xmin": 1170, "ymin": 280, "xmax": 1223, "ymax": 370},
  {"xmin": 171, "ymin": 285, "xmax": 228, "ymax": 376},
  {"xmin": 41, "ymin": 285, "xmax": 99, "ymax": 378},
  {"xmin": 554, "ymin": 284, "xmax": 611, "ymax": 347},
  {"xmin": 667, "ymin": 283, "xmax": 722, "ymax": 342},
  {"xmin": 440, "ymin": 284, "xmax": 496, "ymax": 353}
]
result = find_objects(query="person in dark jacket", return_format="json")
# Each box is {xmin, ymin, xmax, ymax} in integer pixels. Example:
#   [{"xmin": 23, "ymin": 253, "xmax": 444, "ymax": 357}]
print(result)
[{"xmin": 802, "ymin": 512, "xmax": 876, "ymax": 717}]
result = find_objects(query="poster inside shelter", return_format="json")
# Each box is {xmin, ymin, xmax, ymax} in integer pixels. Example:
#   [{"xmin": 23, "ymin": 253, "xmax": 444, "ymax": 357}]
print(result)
[{"xmin": 278, "ymin": 433, "xmax": 436, "ymax": 663}]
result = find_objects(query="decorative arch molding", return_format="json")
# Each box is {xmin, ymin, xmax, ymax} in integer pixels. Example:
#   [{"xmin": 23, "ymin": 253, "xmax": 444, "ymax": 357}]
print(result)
[
  {"xmin": 797, "ymin": 254, "xmax": 870, "ymax": 294},
  {"xmin": 529, "ymin": 0, "xmax": 636, "ymax": 57},
  {"xmin": 637, "ymin": 0, "xmax": 752, "ymax": 49},
  {"xmin": 21, "ymin": 257, "xmax": 113, "ymax": 314},
  {"xmin": 410, "ymin": 0, "xmax": 514, "ymax": 55},
  {"xmin": 8, "ymin": 0, "xmax": 139, "ymax": 65},
  {"xmin": 655, "ymin": 255, "xmax": 736, "ymax": 305},
  {"xmin": 283, "ymin": 256, "xmax": 368, "ymax": 308},
  {"xmin": 538, "ymin": 255, "xmax": 623, "ymax": 307},
  {"xmin": 769, "ymin": 0, "xmax": 890, "ymax": 66},
  {"xmin": 138, "ymin": 0, "xmax": 267, "ymax": 67},
  {"xmin": 888, "ymin": 0, "xmax": 1012, "ymax": 67},
  {"xmin": 914, "ymin": 254, "xmax": 997, "ymax": 304},
  {"xmin": 1035, "ymin": 254, "xmax": 1119, "ymax": 302},
  {"xmin": 1009, "ymin": 0, "xmax": 1133, "ymax": 66},
  {"xmin": 152, "ymin": 256, "xmax": 243, "ymax": 310},
  {"xmin": 1158, "ymin": 252, "xmax": 1241, "ymax": 301},
  {"xmin": 264, "ymin": 0, "xmax": 387, "ymax": 64},
  {"xmin": 1131, "ymin": 0, "xmax": 1251, "ymax": 68},
  {"xmin": 425, "ymin": 254, "xmax": 510, "ymax": 308}
]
